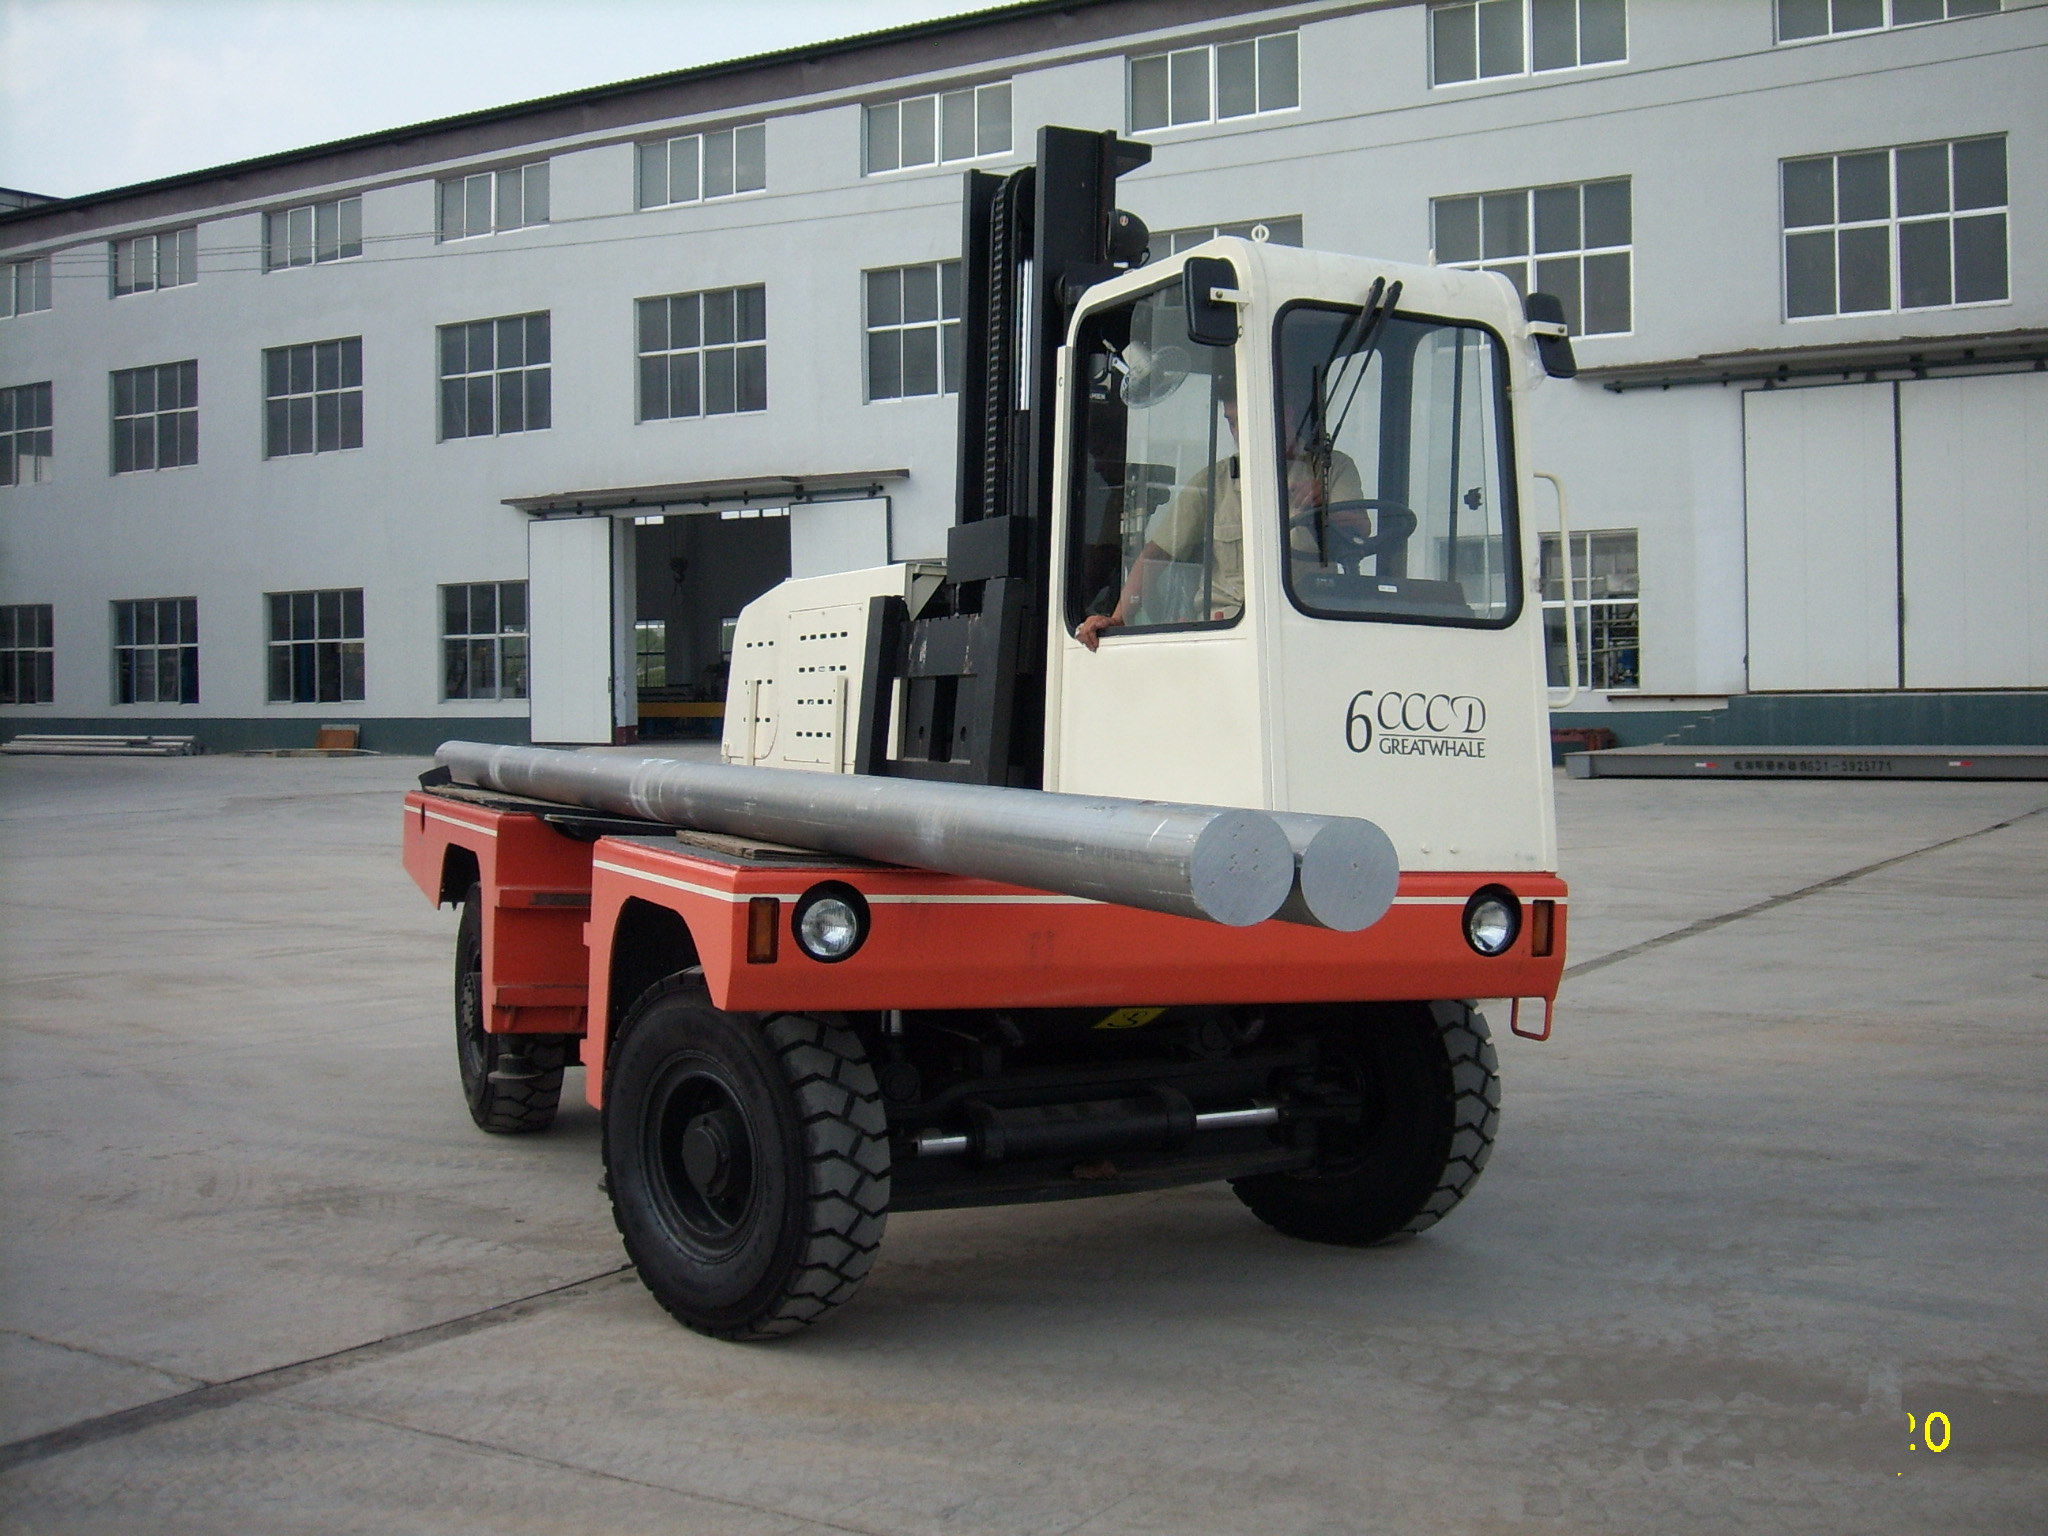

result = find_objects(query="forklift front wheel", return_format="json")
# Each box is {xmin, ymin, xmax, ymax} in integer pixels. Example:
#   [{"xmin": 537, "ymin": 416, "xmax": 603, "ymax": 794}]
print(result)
[
  {"xmin": 455, "ymin": 884, "xmax": 567, "ymax": 1134},
  {"xmin": 604, "ymin": 980, "xmax": 891, "ymax": 1340},
  {"xmin": 1232, "ymin": 1001, "xmax": 1499, "ymax": 1246}
]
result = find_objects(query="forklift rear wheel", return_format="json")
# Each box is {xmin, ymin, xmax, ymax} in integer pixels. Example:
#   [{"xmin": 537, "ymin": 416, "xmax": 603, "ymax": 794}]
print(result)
[
  {"xmin": 455, "ymin": 884, "xmax": 567, "ymax": 1134},
  {"xmin": 604, "ymin": 978, "xmax": 891, "ymax": 1340},
  {"xmin": 1232, "ymin": 1002, "xmax": 1499, "ymax": 1246}
]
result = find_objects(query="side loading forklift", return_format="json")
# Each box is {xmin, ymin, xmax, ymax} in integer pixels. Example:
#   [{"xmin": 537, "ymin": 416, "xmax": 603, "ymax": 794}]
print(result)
[{"xmin": 403, "ymin": 127, "xmax": 1581, "ymax": 1340}]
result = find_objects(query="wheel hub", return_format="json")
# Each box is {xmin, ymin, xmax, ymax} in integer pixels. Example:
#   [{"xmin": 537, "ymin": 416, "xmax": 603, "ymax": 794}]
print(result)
[{"xmin": 680, "ymin": 1108, "xmax": 742, "ymax": 1197}]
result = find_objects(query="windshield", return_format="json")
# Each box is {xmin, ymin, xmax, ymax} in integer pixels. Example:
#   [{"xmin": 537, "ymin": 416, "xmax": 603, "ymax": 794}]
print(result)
[{"xmin": 1276, "ymin": 303, "xmax": 1520, "ymax": 627}]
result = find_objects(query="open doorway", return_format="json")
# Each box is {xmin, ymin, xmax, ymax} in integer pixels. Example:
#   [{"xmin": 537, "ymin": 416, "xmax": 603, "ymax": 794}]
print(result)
[{"xmin": 634, "ymin": 510, "xmax": 791, "ymax": 738}]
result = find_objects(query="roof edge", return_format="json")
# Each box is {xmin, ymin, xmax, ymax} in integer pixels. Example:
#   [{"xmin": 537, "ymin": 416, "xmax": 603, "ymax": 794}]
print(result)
[{"xmin": 0, "ymin": 0, "xmax": 1110, "ymax": 226}]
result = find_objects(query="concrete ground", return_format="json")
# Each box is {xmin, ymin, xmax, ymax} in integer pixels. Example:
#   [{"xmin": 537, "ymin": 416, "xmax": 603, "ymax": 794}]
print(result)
[{"xmin": 1, "ymin": 754, "xmax": 2043, "ymax": 1535}]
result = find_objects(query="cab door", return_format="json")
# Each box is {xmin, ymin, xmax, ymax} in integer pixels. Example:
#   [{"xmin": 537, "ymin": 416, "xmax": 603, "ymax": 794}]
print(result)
[{"xmin": 1049, "ymin": 272, "xmax": 1267, "ymax": 806}]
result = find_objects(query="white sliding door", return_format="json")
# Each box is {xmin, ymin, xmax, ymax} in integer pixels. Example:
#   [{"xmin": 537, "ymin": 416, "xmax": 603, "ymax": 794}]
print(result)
[
  {"xmin": 1743, "ymin": 383, "xmax": 1899, "ymax": 691},
  {"xmin": 1900, "ymin": 373, "xmax": 2048, "ymax": 688},
  {"xmin": 528, "ymin": 516, "xmax": 627, "ymax": 744}
]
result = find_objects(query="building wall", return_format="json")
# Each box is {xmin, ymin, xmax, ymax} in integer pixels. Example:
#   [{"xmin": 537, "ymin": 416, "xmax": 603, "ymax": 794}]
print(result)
[{"xmin": 2, "ymin": 0, "xmax": 2043, "ymax": 747}]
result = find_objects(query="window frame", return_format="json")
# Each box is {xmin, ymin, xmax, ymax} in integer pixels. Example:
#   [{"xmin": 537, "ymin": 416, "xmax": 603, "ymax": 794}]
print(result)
[
  {"xmin": 636, "ymin": 123, "xmax": 768, "ymax": 210},
  {"xmin": 863, "ymin": 82, "xmax": 1014, "ymax": 174},
  {"xmin": 110, "ymin": 360, "xmax": 199, "ymax": 474},
  {"xmin": 1273, "ymin": 298, "xmax": 1527, "ymax": 633},
  {"xmin": 0, "ymin": 603, "xmax": 55, "ymax": 705},
  {"xmin": 1539, "ymin": 529, "xmax": 1640, "ymax": 690},
  {"xmin": 864, "ymin": 262, "xmax": 962, "ymax": 402},
  {"xmin": 263, "ymin": 197, "xmax": 363, "ymax": 272},
  {"xmin": 265, "ymin": 588, "xmax": 365, "ymax": 704},
  {"xmin": 1144, "ymin": 217, "xmax": 1304, "ymax": 267},
  {"xmin": 1429, "ymin": 0, "xmax": 1630, "ymax": 88},
  {"xmin": 438, "ymin": 312, "xmax": 552, "ymax": 441},
  {"xmin": 264, "ymin": 337, "xmax": 365, "ymax": 459},
  {"xmin": 636, "ymin": 286, "xmax": 767, "ymax": 422},
  {"xmin": 1, "ymin": 381, "xmax": 54, "ymax": 487},
  {"xmin": 441, "ymin": 581, "xmax": 528, "ymax": 702},
  {"xmin": 1128, "ymin": 31, "xmax": 1300, "ymax": 134},
  {"xmin": 1064, "ymin": 272, "xmax": 1252, "ymax": 643},
  {"xmin": 2, "ymin": 255, "xmax": 53, "ymax": 319},
  {"xmin": 436, "ymin": 161, "xmax": 550, "ymax": 242},
  {"xmin": 1775, "ymin": 0, "xmax": 1999, "ymax": 45},
  {"xmin": 634, "ymin": 620, "xmax": 667, "ymax": 689},
  {"xmin": 111, "ymin": 596, "xmax": 200, "ymax": 705},
  {"xmin": 1780, "ymin": 136, "xmax": 2009, "ymax": 321},
  {"xmin": 1432, "ymin": 177, "xmax": 1634, "ymax": 337},
  {"xmin": 110, "ymin": 228, "xmax": 198, "ymax": 297}
]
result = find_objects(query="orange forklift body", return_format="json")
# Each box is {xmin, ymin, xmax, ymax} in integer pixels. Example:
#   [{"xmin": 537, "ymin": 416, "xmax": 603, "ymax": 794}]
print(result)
[{"xmin": 403, "ymin": 788, "xmax": 1567, "ymax": 1110}]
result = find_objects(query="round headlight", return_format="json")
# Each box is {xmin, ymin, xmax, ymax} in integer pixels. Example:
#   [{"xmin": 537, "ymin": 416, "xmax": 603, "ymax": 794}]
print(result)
[
  {"xmin": 1463, "ymin": 888, "xmax": 1521, "ymax": 956},
  {"xmin": 793, "ymin": 883, "xmax": 868, "ymax": 963}
]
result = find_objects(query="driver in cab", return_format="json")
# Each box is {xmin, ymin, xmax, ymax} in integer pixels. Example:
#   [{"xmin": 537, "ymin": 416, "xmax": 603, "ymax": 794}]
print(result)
[{"xmin": 1078, "ymin": 369, "xmax": 1368, "ymax": 651}]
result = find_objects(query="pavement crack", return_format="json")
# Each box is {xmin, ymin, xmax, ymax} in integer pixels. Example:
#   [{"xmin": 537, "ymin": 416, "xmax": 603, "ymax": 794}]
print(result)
[
  {"xmin": 0, "ymin": 1267, "xmax": 634, "ymax": 1474},
  {"xmin": 0, "ymin": 1328, "xmax": 206, "ymax": 1387},
  {"xmin": 1564, "ymin": 803, "xmax": 2048, "ymax": 980}
]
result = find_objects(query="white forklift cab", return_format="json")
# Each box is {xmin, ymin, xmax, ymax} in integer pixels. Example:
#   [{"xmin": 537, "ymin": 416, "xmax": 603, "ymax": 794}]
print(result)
[{"xmin": 729, "ymin": 235, "xmax": 1572, "ymax": 885}]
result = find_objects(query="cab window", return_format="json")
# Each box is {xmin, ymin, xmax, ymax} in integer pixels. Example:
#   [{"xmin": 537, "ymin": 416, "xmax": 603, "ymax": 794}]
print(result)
[
  {"xmin": 1067, "ymin": 278, "xmax": 1243, "ymax": 636},
  {"xmin": 1276, "ymin": 303, "xmax": 1520, "ymax": 627}
]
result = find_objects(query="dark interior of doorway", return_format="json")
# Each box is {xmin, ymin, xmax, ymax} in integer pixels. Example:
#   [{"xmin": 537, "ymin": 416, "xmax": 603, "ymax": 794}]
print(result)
[{"xmin": 635, "ymin": 512, "xmax": 789, "ymax": 738}]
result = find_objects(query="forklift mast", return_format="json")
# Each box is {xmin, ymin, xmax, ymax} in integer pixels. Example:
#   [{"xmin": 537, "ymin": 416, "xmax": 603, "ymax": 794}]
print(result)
[{"xmin": 856, "ymin": 127, "xmax": 1152, "ymax": 788}]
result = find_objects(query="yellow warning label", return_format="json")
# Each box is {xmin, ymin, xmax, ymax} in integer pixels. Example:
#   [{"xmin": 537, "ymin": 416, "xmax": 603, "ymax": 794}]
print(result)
[{"xmin": 1093, "ymin": 1007, "xmax": 1167, "ymax": 1031}]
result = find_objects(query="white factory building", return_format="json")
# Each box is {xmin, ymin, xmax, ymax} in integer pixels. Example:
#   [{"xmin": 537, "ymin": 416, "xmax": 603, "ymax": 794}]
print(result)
[{"xmin": 2, "ymin": 0, "xmax": 2044, "ymax": 754}]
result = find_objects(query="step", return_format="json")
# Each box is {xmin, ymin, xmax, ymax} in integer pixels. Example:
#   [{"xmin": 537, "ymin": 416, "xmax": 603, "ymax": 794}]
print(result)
[{"xmin": 1566, "ymin": 746, "xmax": 2048, "ymax": 780}]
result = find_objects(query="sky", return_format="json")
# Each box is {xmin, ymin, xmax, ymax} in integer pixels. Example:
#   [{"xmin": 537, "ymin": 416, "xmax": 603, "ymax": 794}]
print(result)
[{"xmin": 0, "ymin": 0, "xmax": 1009, "ymax": 199}]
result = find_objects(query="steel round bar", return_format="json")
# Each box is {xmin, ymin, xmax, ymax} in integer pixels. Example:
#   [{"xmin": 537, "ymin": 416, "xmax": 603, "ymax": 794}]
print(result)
[
  {"xmin": 438, "ymin": 742, "xmax": 1296, "ymax": 927},
  {"xmin": 1269, "ymin": 812, "xmax": 1401, "ymax": 932}
]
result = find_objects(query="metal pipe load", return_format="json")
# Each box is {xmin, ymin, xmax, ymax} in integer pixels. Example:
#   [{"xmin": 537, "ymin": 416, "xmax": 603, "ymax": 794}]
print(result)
[{"xmin": 437, "ymin": 743, "xmax": 1394, "ymax": 930}]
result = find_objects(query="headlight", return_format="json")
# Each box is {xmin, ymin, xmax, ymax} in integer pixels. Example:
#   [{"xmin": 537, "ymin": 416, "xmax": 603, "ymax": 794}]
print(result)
[
  {"xmin": 1463, "ymin": 887, "xmax": 1521, "ymax": 956},
  {"xmin": 793, "ymin": 882, "xmax": 869, "ymax": 963}
]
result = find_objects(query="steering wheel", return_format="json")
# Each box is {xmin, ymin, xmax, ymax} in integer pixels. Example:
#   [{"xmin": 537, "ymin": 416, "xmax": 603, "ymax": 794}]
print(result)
[{"xmin": 1289, "ymin": 499, "xmax": 1418, "ymax": 571}]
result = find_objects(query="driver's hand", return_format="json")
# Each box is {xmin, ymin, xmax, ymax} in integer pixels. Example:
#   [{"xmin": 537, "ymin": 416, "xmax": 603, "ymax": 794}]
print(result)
[{"xmin": 1077, "ymin": 612, "xmax": 1122, "ymax": 652}]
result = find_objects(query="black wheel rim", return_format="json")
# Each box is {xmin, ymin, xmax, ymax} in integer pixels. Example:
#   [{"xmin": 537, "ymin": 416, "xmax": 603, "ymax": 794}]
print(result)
[
  {"xmin": 644, "ymin": 1056, "xmax": 760, "ymax": 1257},
  {"xmin": 456, "ymin": 926, "xmax": 491, "ymax": 1111}
]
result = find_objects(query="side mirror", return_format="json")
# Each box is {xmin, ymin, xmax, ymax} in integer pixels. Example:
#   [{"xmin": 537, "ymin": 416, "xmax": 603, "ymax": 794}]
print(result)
[
  {"xmin": 1525, "ymin": 292, "xmax": 1577, "ymax": 379},
  {"xmin": 1184, "ymin": 257, "xmax": 1240, "ymax": 348}
]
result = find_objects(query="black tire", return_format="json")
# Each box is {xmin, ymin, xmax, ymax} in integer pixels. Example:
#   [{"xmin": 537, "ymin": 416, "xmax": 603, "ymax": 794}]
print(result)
[
  {"xmin": 454, "ymin": 883, "xmax": 566, "ymax": 1134},
  {"xmin": 1232, "ymin": 1001, "xmax": 1499, "ymax": 1246},
  {"xmin": 604, "ymin": 976, "xmax": 890, "ymax": 1340}
]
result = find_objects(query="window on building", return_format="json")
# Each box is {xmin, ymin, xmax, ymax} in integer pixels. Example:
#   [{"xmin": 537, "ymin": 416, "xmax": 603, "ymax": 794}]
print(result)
[
  {"xmin": 635, "ymin": 620, "xmax": 667, "ymax": 688},
  {"xmin": 111, "ymin": 228, "xmax": 197, "ymax": 296},
  {"xmin": 112, "ymin": 597, "xmax": 198, "ymax": 705},
  {"xmin": 442, "ymin": 581, "xmax": 527, "ymax": 701},
  {"xmin": 1783, "ymin": 136, "xmax": 2007, "ymax": 318},
  {"xmin": 2, "ymin": 382, "xmax": 53, "ymax": 486},
  {"xmin": 439, "ymin": 313, "xmax": 550, "ymax": 439},
  {"xmin": 111, "ymin": 361, "xmax": 199, "ymax": 473},
  {"xmin": 636, "ymin": 124, "xmax": 767, "ymax": 209},
  {"xmin": 437, "ymin": 162, "xmax": 550, "ymax": 241},
  {"xmin": 1431, "ymin": 0, "xmax": 1627, "ymax": 85},
  {"xmin": 1541, "ymin": 530, "xmax": 1639, "ymax": 689},
  {"xmin": 4, "ymin": 255, "xmax": 53, "ymax": 317},
  {"xmin": 637, "ymin": 287, "xmax": 765, "ymax": 420},
  {"xmin": 0, "ymin": 604, "xmax": 54, "ymax": 704},
  {"xmin": 1130, "ymin": 33, "xmax": 1298, "ymax": 130},
  {"xmin": 267, "ymin": 588, "xmax": 363, "ymax": 703},
  {"xmin": 865, "ymin": 262, "xmax": 961, "ymax": 401},
  {"xmin": 865, "ymin": 82, "xmax": 1012, "ymax": 173},
  {"xmin": 1777, "ymin": 0, "xmax": 1997, "ymax": 42},
  {"xmin": 264, "ymin": 338, "xmax": 363, "ymax": 458},
  {"xmin": 1434, "ymin": 178, "xmax": 1632, "ymax": 334},
  {"xmin": 264, "ymin": 196, "xmax": 362, "ymax": 270},
  {"xmin": 1145, "ymin": 215, "xmax": 1303, "ymax": 266}
]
